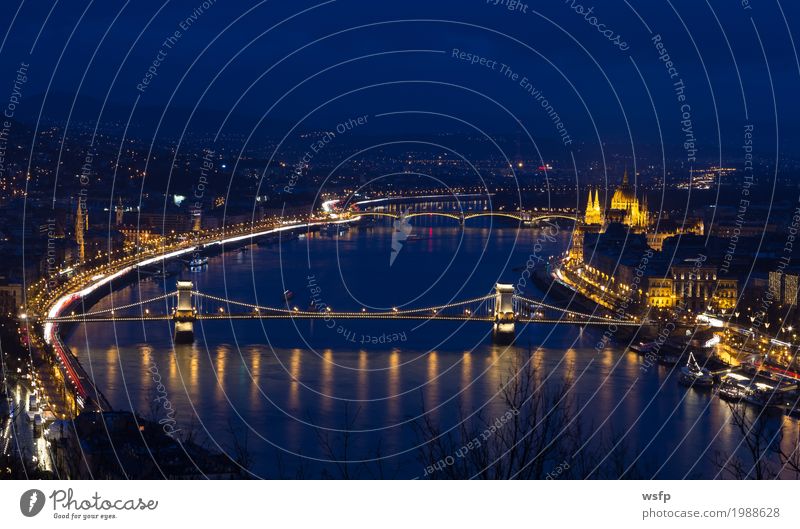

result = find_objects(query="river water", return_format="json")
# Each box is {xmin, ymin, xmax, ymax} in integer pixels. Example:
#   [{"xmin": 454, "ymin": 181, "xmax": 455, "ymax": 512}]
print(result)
[{"xmin": 66, "ymin": 215, "xmax": 798, "ymax": 478}]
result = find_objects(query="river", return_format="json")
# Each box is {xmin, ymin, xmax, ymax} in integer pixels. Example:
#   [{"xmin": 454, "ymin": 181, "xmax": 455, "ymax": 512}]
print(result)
[{"xmin": 66, "ymin": 213, "xmax": 799, "ymax": 478}]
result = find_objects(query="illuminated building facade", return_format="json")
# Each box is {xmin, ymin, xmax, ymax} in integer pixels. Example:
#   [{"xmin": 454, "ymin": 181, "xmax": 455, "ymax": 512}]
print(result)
[
  {"xmin": 606, "ymin": 169, "xmax": 649, "ymax": 228},
  {"xmin": 582, "ymin": 170, "xmax": 705, "ymax": 251},
  {"xmin": 646, "ymin": 265, "xmax": 738, "ymax": 312},
  {"xmin": 769, "ymin": 270, "xmax": 800, "ymax": 307},
  {"xmin": 583, "ymin": 169, "xmax": 649, "ymax": 230},
  {"xmin": 646, "ymin": 278, "xmax": 674, "ymax": 308},
  {"xmin": 583, "ymin": 188, "xmax": 603, "ymax": 225},
  {"xmin": 75, "ymin": 201, "xmax": 87, "ymax": 262},
  {"xmin": 567, "ymin": 227, "xmax": 584, "ymax": 262}
]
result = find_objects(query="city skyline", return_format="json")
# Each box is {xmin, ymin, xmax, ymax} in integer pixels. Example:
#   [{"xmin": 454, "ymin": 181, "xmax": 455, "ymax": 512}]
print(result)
[{"xmin": 4, "ymin": 4, "xmax": 800, "ymax": 525}]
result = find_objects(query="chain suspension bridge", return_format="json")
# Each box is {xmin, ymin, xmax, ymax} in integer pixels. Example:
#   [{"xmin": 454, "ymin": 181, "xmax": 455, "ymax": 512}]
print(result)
[
  {"xmin": 44, "ymin": 281, "xmax": 640, "ymax": 343},
  {"xmin": 33, "ymin": 200, "xmax": 592, "ymax": 411}
]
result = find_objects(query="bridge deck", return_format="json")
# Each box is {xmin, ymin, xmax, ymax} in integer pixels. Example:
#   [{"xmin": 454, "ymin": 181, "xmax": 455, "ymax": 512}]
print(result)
[
  {"xmin": 46, "ymin": 313, "xmax": 639, "ymax": 325},
  {"xmin": 42, "ymin": 287, "xmax": 638, "ymax": 327}
]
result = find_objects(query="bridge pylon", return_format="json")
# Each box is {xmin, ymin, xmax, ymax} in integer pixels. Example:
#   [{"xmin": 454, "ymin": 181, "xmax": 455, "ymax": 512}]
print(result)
[
  {"xmin": 493, "ymin": 283, "xmax": 516, "ymax": 344},
  {"xmin": 174, "ymin": 280, "xmax": 196, "ymax": 343}
]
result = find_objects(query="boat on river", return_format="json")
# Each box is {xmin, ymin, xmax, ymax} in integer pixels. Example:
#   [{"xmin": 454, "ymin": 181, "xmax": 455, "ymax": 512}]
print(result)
[
  {"xmin": 716, "ymin": 378, "xmax": 745, "ymax": 401},
  {"xmin": 322, "ymin": 223, "xmax": 349, "ymax": 235},
  {"xmin": 188, "ymin": 256, "xmax": 208, "ymax": 268},
  {"xmin": 151, "ymin": 268, "xmax": 173, "ymax": 279},
  {"xmin": 629, "ymin": 341, "xmax": 655, "ymax": 355},
  {"xmin": 679, "ymin": 352, "xmax": 714, "ymax": 388}
]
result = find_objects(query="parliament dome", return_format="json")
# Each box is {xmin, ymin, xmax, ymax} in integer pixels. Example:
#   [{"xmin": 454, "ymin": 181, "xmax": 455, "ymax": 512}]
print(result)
[{"xmin": 610, "ymin": 168, "xmax": 637, "ymax": 210}]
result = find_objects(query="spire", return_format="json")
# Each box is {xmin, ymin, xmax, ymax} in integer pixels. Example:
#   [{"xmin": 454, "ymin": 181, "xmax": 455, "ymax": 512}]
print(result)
[
  {"xmin": 584, "ymin": 187, "xmax": 594, "ymax": 222},
  {"xmin": 115, "ymin": 196, "xmax": 124, "ymax": 226},
  {"xmin": 584, "ymin": 187, "xmax": 602, "ymax": 225},
  {"xmin": 622, "ymin": 167, "xmax": 629, "ymax": 187},
  {"xmin": 75, "ymin": 200, "xmax": 86, "ymax": 262}
]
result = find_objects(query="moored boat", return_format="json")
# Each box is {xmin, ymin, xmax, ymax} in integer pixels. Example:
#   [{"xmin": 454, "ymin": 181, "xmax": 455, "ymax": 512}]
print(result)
[
  {"xmin": 323, "ymin": 223, "xmax": 349, "ymax": 235},
  {"xmin": 189, "ymin": 256, "xmax": 208, "ymax": 268},
  {"xmin": 629, "ymin": 341, "xmax": 655, "ymax": 355},
  {"xmin": 716, "ymin": 378, "xmax": 745, "ymax": 401},
  {"xmin": 151, "ymin": 269, "xmax": 173, "ymax": 279},
  {"xmin": 679, "ymin": 352, "xmax": 714, "ymax": 388}
]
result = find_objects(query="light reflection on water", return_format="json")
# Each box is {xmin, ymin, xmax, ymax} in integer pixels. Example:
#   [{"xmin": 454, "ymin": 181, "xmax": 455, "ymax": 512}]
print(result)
[{"xmin": 66, "ymin": 218, "xmax": 797, "ymax": 478}]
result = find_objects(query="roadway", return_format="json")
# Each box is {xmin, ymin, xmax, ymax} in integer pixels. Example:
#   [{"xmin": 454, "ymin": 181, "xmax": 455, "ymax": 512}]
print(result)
[
  {"xmin": 29, "ymin": 212, "xmax": 360, "ymax": 411},
  {"xmin": 2, "ymin": 382, "xmax": 53, "ymax": 474}
]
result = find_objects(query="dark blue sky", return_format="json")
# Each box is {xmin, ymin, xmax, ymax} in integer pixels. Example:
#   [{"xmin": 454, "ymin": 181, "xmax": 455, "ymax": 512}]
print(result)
[{"xmin": 1, "ymin": 0, "xmax": 798, "ymax": 158}]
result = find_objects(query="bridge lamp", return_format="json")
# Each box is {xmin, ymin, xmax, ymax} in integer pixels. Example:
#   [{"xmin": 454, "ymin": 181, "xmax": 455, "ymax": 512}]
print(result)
[
  {"xmin": 293, "ymin": 307, "xmax": 299, "ymax": 312},
  {"xmin": 219, "ymin": 308, "xmax": 225, "ymax": 313},
  {"xmin": 393, "ymin": 307, "xmax": 398, "ymax": 312},
  {"xmin": 362, "ymin": 308, "xmax": 366, "ymax": 312},
  {"xmin": 326, "ymin": 307, "xmax": 332, "ymax": 312}
]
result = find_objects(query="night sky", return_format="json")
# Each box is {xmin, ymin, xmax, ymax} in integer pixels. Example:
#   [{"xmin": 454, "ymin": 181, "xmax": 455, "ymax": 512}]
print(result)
[{"xmin": 1, "ymin": 1, "xmax": 798, "ymax": 157}]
